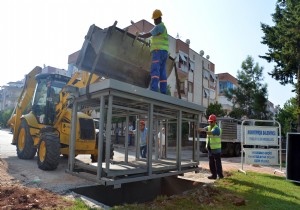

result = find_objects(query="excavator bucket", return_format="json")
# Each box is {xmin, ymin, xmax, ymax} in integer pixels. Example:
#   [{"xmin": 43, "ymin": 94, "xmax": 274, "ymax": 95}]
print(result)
[{"xmin": 76, "ymin": 23, "xmax": 174, "ymax": 88}]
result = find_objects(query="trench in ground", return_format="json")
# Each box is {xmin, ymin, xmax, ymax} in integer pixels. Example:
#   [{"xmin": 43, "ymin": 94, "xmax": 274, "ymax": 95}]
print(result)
[{"xmin": 72, "ymin": 176, "xmax": 200, "ymax": 207}]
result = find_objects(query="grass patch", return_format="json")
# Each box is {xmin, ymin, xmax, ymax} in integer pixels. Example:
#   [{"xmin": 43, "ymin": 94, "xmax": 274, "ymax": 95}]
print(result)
[
  {"xmin": 217, "ymin": 171, "xmax": 300, "ymax": 209},
  {"xmin": 112, "ymin": 171, "xmax": 300, "ymax": 210}
]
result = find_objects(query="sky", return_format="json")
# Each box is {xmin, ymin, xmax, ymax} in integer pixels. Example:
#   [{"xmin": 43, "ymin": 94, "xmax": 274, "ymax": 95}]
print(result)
[{"xmin": 0, "ymin": 0, "xmax": 295, "ymax": 107}]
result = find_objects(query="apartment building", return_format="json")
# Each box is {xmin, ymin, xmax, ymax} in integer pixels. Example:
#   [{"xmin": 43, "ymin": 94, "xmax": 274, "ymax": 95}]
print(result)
[
  {"xmin": 0, "ymin": 81, "xmax": 24, "ymax": 111},
  {"xmin": 216, "ymin": 72, "xmax": 238, "ymax": 114}
]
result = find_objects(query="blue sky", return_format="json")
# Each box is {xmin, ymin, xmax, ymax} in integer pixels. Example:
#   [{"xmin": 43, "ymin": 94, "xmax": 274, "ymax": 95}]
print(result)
[{"xmin": 0, "ymin": 0, "xmax": 294, "ymax": 107}]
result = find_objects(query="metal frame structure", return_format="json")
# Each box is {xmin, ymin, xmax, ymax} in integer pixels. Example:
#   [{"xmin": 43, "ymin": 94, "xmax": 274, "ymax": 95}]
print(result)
[
  {"xmin": 66, "ymin": 79, "xmax": 205, "ymax": 187},
  {"xmin": 238, "ymin": 119, "xmax": 282, "ymax": 174}
]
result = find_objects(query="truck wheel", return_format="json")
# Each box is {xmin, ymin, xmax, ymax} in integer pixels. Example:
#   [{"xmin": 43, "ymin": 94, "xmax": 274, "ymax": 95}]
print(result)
[
  {"xmin": 200, "ymin": 142, "xmax": 207, "ymax": 153},
  {"xmin": 234, "ymin": 143, "xmax": 241, "ymax": 157},
  {"xmin": 228, "ymin": 143, "xmax": 235, "ymax": 157},
  {"xmin": 92, "ymin": 133, "xmax": 114, "ymax": 163},
  {"xmin": 222, "ymin": 142, "xmax": 229, "ymax": 156},
  {"xmin": 37, "ymin": 133, "xmax": 60, "ymax": 170},
  {"xmin": 91, "ymin": 142, "xmax": 114, "ymax": 163},
  {"xmin": 16, "ymin": 119, "xmax": 37, "ymax": 159}
]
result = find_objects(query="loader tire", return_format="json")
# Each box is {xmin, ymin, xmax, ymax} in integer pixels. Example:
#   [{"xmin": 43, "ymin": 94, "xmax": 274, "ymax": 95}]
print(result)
[
  {"xmin": 37, "ymin": 132, "xmax": 60, "ymax": 170},
  {"xmin": 16, "ymin": 119, "xmax": 37, "ymax": 159}
]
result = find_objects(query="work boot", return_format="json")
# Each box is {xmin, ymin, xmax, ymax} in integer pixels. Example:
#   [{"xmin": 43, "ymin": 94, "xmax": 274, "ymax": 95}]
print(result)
[
  {"xmin": 207, "ymin": 175, "xmax": 217, "ymax": 180},
  {"xmin": 218, "ymin": 175, "xmax": 224, "ymax": 179}
]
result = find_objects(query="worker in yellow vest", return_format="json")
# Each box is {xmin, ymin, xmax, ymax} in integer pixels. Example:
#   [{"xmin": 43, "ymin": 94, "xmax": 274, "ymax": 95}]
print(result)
[
  {"xmin": 198, "ymin": 114, "xmax": 224, "ymax": 179},
  {"xmin": 138, "ymin": 9, "xmax": 169, "ymax": 94}
]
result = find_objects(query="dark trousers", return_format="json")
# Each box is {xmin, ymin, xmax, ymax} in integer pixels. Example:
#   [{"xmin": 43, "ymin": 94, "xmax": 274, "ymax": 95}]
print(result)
[
  {"xmin": 208, "ymin": 151, "xmax": 223, "ymax": 177},
  {"xmin": 115, "ymin": 134, "xmax": 119, "ymax": 144},
  {"xmin": 140, "ymin": 145, "xmax": 147, "ymax": 158}
]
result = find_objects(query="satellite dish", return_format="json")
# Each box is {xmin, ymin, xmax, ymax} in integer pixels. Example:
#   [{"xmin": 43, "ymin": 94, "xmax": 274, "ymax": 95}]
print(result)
[
  {"xmin": 206, "ymin": 55, "xmax": 210, "ymax": 60},
  {"xmin": 200, "ymin": 50, "xmax": 204, "ymax": 56},
  {"xmin": 185, "ymin": 39, "xmax": 190, "ymax": 45}
]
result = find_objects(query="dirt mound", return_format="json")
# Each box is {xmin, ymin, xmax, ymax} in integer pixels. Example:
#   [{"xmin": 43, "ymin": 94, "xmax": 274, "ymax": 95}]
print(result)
[
  {"xmin": 0, "ymin": 158, "xmax": 74, "ymax": 209},
  {"xmin": 0, "ymin": 185, "xmax": 73, "ymax": 209}
]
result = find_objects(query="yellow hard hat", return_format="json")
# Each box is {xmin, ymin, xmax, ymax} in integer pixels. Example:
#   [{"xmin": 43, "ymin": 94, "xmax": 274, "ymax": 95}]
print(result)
[{"xmin": 152, "ymin": 9, "xmax": 162, "ymax": 19}]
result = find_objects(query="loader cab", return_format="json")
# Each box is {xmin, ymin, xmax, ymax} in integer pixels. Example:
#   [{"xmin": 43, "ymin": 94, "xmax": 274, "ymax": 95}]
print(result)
[{"xmin": 32, "ymin": 73, "xmax": 70, "ymax": 125}]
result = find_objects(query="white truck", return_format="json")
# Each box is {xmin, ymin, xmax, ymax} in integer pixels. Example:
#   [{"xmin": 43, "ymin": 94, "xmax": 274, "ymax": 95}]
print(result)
[{"xmin": 198, "ymin": 117, "xmax": 242, "ymax": 157}]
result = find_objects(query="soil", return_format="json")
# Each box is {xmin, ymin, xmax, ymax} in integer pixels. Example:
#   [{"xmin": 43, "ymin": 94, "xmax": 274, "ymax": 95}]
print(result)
[{"xmin": 0, "ymin": 159, "xmax": 73, "ymax": 210}]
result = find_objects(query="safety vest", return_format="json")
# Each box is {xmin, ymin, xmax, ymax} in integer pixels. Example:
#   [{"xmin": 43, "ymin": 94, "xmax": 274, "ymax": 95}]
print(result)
[
  {"xmin": 150, "ymin": 22, "xmax": 169, "ymax": 52},
  {"xmin": 206, "ymin": 125, "xmax": 222, "ymax": 149}
]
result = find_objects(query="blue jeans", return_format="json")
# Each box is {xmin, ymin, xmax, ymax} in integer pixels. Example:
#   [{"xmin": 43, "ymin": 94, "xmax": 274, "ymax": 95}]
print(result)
[
  {"xmin": 140, "ymin": 145, "xmax": 147, "ymax": 158},
  {"xmin": 150, "ymin": 50, "xmax": 168, "ymax": 94}
]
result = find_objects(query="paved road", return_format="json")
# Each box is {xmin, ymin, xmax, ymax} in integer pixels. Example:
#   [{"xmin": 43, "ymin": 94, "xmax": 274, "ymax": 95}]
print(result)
[{"xmin": 0, "ymin": 129, "xmax": 95, "ymax": 193}]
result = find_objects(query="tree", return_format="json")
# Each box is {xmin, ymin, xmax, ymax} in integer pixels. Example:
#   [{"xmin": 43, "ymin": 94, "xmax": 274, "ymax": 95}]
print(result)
[
  {"xmin": 0, "ymin": 108, "xmax": 13, "ymax": 128},
  {"xmin": 228, "ymin": 107, "xmax": 246, "ymax": 119},
  {"xmin": 260, "ymin": 0, "xmax": 300, "ymax": 131},
  {"xmin": 225, "ymin": 56, "xmax": 271, "ymax": 119},
  {"xmin": 276, "ymin": 97, "xmax": 298, "ymax": 138},
  {"xmin": 205, "ymin": 101, "xmax": 226, "ymax": 120}
]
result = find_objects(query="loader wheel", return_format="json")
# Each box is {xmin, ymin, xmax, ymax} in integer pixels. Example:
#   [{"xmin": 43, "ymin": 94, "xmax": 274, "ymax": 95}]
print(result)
[
  {"xmin": 16, "ymin": 119, "xmax": 37, "ymax": 159},
  {"xmin": 37, "ymin": 132, "xmax": 60, "ymax": 170},
  {"xmin": 227, "ymin": 143, "xmax": 235, "ymax": 157}
]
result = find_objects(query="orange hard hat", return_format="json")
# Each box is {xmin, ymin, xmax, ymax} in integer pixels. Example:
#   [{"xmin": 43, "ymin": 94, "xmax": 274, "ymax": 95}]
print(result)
[
  {"xmin": 208, "ymin": 114, "xmax": 217, "ymax": 122},
  {"xmin": 152, "ymin": 9, "xmax": 162, "ymax": 19}
]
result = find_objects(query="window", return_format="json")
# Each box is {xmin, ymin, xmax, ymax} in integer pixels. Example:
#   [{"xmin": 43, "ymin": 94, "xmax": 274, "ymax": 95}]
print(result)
[
  {"xmin": 203, "ymin": 70, "xmax": 210, "ymax": 79},
  {"xmin": 189, "ymin": 61, "xmax": 195, "ymax": 72},
  {"xmin": 188, "ymin": 82, "xmax": 193, "ymax": 93},
  {"xmin": 219, "ymin": 81, "xmax": 225, "ymax": 94},
  {"xmin": 179, "ymin": 51, "xmax": 189, "ymax": 72},
  {"xmin": 210, "ymin": 89, "xmax": 215, "ymax": 99},
  {"xmin": 210, "ymin": 72, "xmax": 216, "ymax": 82},
  {"xmin": 203, "ymin": 89, "xmax": 209, "ymax": 98},
  {"xmin": 180, "ymin": 82, "xmax": 185, "ymax": 93}
]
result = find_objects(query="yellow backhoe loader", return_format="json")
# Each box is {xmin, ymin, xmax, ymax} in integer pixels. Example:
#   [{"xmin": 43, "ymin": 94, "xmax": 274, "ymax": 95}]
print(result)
[{"xmin": 8, "ymin": 66, "xmax": 112, "ymax": 170}]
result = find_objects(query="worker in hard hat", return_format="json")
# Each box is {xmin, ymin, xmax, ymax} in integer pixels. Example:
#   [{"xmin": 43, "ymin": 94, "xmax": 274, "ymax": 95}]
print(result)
[
  {"xmin": 138, "ymin": 9, "xmax": 169, "ymax": 94},
  {"xmin": 198, "ymin": 114, "xmax": 224, "ymax": 179}
]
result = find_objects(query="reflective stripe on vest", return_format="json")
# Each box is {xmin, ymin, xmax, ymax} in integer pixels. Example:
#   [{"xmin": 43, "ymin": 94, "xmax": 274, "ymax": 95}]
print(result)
[
  {"xmin": 206, "ymin": 125, "xmax": 222, "ymax": 149},
  {"xmin": 150, "ymin": 22, "xmax": 169, "ymax": 52}
]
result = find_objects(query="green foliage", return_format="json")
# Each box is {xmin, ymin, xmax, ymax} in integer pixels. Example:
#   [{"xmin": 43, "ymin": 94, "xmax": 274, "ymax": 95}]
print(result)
[
  {"xmin": 276, "ymin": 97, "xmax": 298, "ymax": 137},
  {"xmin": 260, "ymin": 0, "xmax": 300, "ymax": 130},
  {"xmin": 225, "ymin": 56, "xmax": 271, "ymax": 120},
  {"xmin": 260, "ymin": 0, "xmax": 300, "ymax": 86},
  {"xmin": 228, "ymin": 107, "xmax": 246, "ymax": 119},
  {"xmin": 0, "ymin": 108, "xmax": 13, "ymax": 128},
  {"xmin": 205, "ymin": 102, "xmax": 226, "ymax": 120}
]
